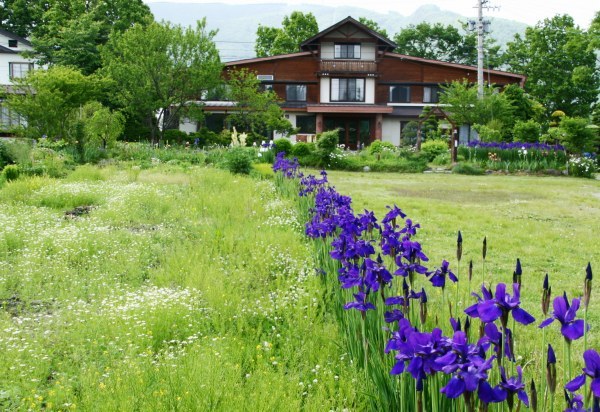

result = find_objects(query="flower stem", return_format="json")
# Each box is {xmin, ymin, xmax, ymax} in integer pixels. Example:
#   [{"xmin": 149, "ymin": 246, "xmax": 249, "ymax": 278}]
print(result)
[
  {"xmin": 584, "ymin": 306, "xmax": 589, "ymax": 408},
  {"xmin": 541, "ymin": 328, "xmax": 547, "ymax": 412}
]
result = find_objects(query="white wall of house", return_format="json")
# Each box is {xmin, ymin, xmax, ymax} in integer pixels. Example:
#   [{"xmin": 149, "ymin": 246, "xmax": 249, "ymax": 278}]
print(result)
[
  {"xmin": 382, "ymin": 118, "xmax": 401, "ymax": 146},
  {"xmin": 0, "ymin": 34, "xmax": 35, "ymax": 85},
  {"xmin": 365, "ymin": 78, "xmax": 375, "ymax": 104},
  {"xmin": 320, "ymin": 42, "xmax": 376, "ymax": 61},
  {"xmin": 179, "ymin": 118, "xmax": 197, "ymax": 134}
]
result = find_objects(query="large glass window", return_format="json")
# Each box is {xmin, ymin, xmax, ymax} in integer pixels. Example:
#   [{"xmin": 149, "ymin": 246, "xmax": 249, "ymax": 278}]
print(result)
[
  {"xmin": 296, "ymin": 115, "xmax": 316, "ymax": 134},
  {"xmin": 9, "ymin": 62, "xmax": 33, "ymax": 79},
  {"xmin": 334, "ymin": 44, "xmax": 360, "ymax": 59},
  {"xmin": 389, "ymin": 85, "xmax": 411, "ymax": 103},
  {"xmin": 286, "ymin": 84, "xmax": 307, "ymax": 101},
  {"xmin": 331, "ymin": 78, "xmax": 365, "ymax": 102},
  {"xmin": 423, "ymin": 86, "xmax": 441, "ymax": 103}
]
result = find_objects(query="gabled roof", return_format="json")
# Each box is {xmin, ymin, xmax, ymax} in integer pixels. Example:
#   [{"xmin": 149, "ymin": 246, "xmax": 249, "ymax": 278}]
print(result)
[
  {"xmin": 300, "ymin": 16, "xmax": 397, "ymax": 52},
  {"xmin": 0, "ymin": 44, "xmax": 18, "ymax": 54},
  {"xmin": 224, "ymin": 51, "xmax": 313, "ymax": 67},
  {"xmin": 0, "ymin": 29, "xmax": 32, "ymax": 47},
  {"xmin": 384, "ymin": 52, "xmax": 526, "ymax": 83}
]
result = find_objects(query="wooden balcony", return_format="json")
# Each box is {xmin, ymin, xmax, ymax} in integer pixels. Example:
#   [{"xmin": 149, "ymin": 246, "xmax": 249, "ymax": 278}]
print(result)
[{"xmin": 319, "ymin": 60, "xmax": 378, "ymax": 75}]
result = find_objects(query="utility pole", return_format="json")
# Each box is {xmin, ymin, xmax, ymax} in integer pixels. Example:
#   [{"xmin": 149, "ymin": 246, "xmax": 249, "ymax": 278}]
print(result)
[
  {"xmin": 477, "ymin": 0, "xmax": 485, "ymax": 99},
  {"xmin": 469, "ymin": 1, "xmax": 496, "ymax": 99}
]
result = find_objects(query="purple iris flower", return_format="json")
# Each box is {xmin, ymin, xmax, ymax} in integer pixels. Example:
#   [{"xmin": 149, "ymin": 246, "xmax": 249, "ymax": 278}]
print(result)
[
  {"xmin": 478, "ymin": 323, "xmax": 514, "ymax": 362},
  {"xmin": 498, "ymin": 365, "xmax": 529, "ymax": 408},
  {"xmin": 381, "ymin": 204, "xmax": 406, "ymax": 225},
  {"xmin": 565, "ymin": 349, "xmax": 600, "ymax": 397},
  {"xmin": 563, "ymin": 391, "xmax": 590, "ymax": 412},
  {"xmin": 440, "ymin": 355, "xmax": 504, "ymax": 403},
  {"xmin": 435, "ymin": 331, "xmax": 484, "ymax": 375},
  {"xmin": 465, "ymin": 283, "xmax": 535, "ymax": 328},
  {"xmin": 364, "ymin": 255, "xmax": 393, "ymax": 293},
  {"xmin": 344, "ymin": 290, "xmax": 375, "ymax": 312},
  {"xmin": 429, "ymin": 260, "xmax": 458, "ymax": 289},
  {"xmin": 539, "ymin": 293, "xmax": 587, "ymax": 342}
]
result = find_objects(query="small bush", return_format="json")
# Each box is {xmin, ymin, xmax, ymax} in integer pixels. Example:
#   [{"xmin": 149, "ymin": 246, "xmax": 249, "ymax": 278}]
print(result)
[
  {"xmin": 163, "ymin": 129, "xmax": 189, "ymax": 145},
  {"xmin": 368, "ymin": 141, "xmax": 396, "ymax": 154},
  {"xmin": 421, "ymin": 139, "xmax": 449, "ymax": 161},
  {"xmin": 567, "ymin": 156, "xmax": 596, "ymax": 178},
  {"xmin": 273, "ymin": 138, "xmax": 292, "ymax": 156},
  {"xmin": 225, "ymin": 147, "xmax": 253, "ymax": 174},
  {"xmin": 2, "ymin": 164, "xmax": 20, "ymax": 181},
  {"xmin": 291, "ymin": 142, "xmax": 314, "ymax": 157},
  {"xmin": 431, "ymin": 153, "xmax": 451, "ymax": 165},
  {"xmin": 512, "ymin": 120, "xmax": 541, "ymax": 143},
  {"xmin": 452, "ymin": 162, "xmax": 485, "ymax": 175}
]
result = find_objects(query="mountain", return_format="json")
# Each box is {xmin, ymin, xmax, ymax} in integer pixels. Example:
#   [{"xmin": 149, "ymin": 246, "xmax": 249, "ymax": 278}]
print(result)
[{"xmin": 148, "ymin": 2, "xmax": 528, "ymax": 61}]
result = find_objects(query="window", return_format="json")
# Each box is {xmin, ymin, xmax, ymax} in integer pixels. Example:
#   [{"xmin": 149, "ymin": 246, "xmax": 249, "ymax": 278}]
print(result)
[
  {"xmin": 331, "ymin": 78, "xmax": 365, "ymax": 102},
  {"xmin": 286, "ymin": 84, "xmax": 306, "ymax": 101},
  {"xmin": 259, "ymin": 83, "xmax": 273, "ymax": 93},
  {"xmin": 423, "ymin": 86, "xmax": 440, "ymax": 103},
  {"xmin": 9, "ymin": 62, "xmax": 33, "ymax": 79},
  {"xmin": 334, "ymin": 44, "xmax": 360, "ymax": 59},
  {"xmin": 389, "ymin": 85, "xmax": 411, "ymax": 103},
  {"xmin": 8, "ymin": 39, "xmax": 17, "ymax": 48},
  {"xmin": 296, "ymin": 115, "xmax": 316, "ymax": 134}
]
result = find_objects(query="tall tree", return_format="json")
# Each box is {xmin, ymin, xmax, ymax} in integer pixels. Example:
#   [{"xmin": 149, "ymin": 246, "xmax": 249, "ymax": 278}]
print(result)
[
  {"xmin": 101, "ymin": 20, "xmax": 223, "ymax": 142},
  {"xmin": 393, "ymin": 22, "xmax": 503, "ymax": 67},
  {"xmin": 358, "ymin": 17, "xmax": 389, "ymax": 39},
  {"xmin": 0, "ymin": 0, "xmax": 48, "ymax": 38},
  {"xmin": 255, "ymin": 11, "xmax": 318, "ymax": 57},
  {"xmin": 29, "ymin": 0, "xmax": 153, "ymax": 75},
  {"xmin": 504, "ymin": 15, "xmax": 599, "ymax": 118},
  {"xmin": 7, "ymin": 66, "xmax": 103, "ymax": 139},
  {"xmin": 225, "ymin": 68, "xmax": 295, "ymax": 137}
]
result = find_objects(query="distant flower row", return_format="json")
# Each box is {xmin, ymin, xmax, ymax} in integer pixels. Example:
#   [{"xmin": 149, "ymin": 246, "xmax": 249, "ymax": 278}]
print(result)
[{"xmin": 466, "ymin": 141, "xmax": 565, "ymax": 151}]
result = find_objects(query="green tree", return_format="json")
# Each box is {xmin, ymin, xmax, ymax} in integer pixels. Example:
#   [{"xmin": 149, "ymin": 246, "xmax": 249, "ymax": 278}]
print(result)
[
  {"xmin": 101, "ymin": 20, "xmax": 223, "ymax": 143},
  {"xmin": 82, "ymin": 101, "xmax": 125, "ymax": 149},
  {"xmin": 557, "ymin": 117, "xmax": 598, "ymax": 153},
  {"xmin": 7, "ymin": 66, "xmax": 102, "ymax": 140},
  {"xmin": 255, "ymin": 11, "xmax": 318, "ymax": 57},
  {"xmin": 440, "ymin": 80, "xmax": 514, "ymax": 140},
  {"xmin": 0, "ymin": 0, "xmax": 48, "ymax": 38},
  {"xmin": 29, "ymin": 0, "xmax": 153, "ymax": 75},
  {"xmin": 225, "ymin": 68, "xmax": 294, "ymax": 137},
  {"xmin": 393, "ymin": 22, "xmax": 503, "ymax": 67},
  {"xmin": 504, "ymin": 15, "xmax": 599, "ymax": 118},
  {"xmin": 358, "ymin": 17, "xmax": 389, "ymax": 39}
]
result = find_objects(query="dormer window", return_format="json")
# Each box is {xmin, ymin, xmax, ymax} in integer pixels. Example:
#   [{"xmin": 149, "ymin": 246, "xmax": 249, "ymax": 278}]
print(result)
[
  {"xmin": 8, "ymin": 39, "xmax": 17, "ymax": 48},
  {"xmin": 334, "ymin": 44, "xmax": 360, "ymax": 59}
]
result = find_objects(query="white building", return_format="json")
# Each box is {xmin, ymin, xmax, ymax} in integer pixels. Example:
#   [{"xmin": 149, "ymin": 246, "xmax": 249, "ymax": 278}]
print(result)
[{"xmin": 0, "ymin": 29, "xmax": 37, "ymax": 131}]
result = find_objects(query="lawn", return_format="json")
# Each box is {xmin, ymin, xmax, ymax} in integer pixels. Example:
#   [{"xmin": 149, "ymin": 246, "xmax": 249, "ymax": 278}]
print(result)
[{"xmin": 0, "ymin": 163, "xmax": 597, "ymax": 411}]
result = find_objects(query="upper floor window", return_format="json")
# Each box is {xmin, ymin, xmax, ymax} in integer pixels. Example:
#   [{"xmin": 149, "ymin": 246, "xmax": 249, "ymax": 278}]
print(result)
[
  {"xmin": 334, "ymin": 44, "xmax": 360, "ymax": 59},
  {"xmin": 423, "ymin": 86, "xmax": 441, "ymax": 103},
  {"xmin": 286, "ymin": 84, "xmax": 306, "ymax": 101},
  {"xmin": 331, "ymin": 78, "xmax": 365, "ymax": 102},
  {"xmin": 389, "ymin": 85, "xmax": 411, "ymax": 103},
  {"xmin": 9, "ymin": 62, "xmax": 33, "ymax": 79},
  {"xmin": 8, "ymin": 39, "xmax": 17, "ymax": 48}
]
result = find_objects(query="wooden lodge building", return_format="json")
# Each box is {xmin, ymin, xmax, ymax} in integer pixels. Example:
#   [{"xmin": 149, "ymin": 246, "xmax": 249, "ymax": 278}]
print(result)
[{"xmin": 180, "ymin": 16, "xmax": 525, "ymax": 149}]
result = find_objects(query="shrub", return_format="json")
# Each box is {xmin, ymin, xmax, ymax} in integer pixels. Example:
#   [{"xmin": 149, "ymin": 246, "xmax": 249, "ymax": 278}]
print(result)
[
  {"xmin": 316, "ymin": 130, "xmax": 339, "ymax": 153},
  {"xmin": 291, "ymin": 142, "xmax": 314, "ymax": 157},
  {"xmin": 431, "ymin": 153, "xmax": 451, "ymax": 165},
  {"xmin": 2, "ymin": 164, "xmax": 20, "ymax": 181},
  {"xmin": 273, "ymin": 138, "xmax": 292, "ymax": 156},
  {"xmin": 512, "ymin": 120, "xmax": 542, "ymax": 143},
  {"xmin": 225, "ymin": 147, "xmax": 253, "ymax": 174},
  {"xmin": 567, "ymin": 156, "xmax": 596, "ymax": 178},
  {"xmin": 162, "ymin": 129, "xmax": 189, "ymax": 145},
  {"xmin": 474, "ymin": 124, "xmax": 503, "ymax": 142},
  {"xmin": 558, "ymin": 117, "xmax": 598, "ymax": 153},
  {"xmin": 452, "ymin": 162, "xmax": 485, "ymax": 175},
  {"xmin": 420, "ymin": 139, "xmax": 449, "ymax": 161},
  {"xmin": 368, "ymin": 140, "xmax": 396, "ymax": 154}
]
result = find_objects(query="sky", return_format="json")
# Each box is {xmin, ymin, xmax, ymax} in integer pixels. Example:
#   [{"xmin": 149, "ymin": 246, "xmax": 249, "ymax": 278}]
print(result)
[{"xmin": 143, "ymin": 0, "xmax": 597, "ymax": 28}]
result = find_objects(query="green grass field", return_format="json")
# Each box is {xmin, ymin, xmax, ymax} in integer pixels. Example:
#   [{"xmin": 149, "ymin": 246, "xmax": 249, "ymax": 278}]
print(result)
[{"xmin": 0, "ymin": 164, "xmax": 597, "ymax": 410}]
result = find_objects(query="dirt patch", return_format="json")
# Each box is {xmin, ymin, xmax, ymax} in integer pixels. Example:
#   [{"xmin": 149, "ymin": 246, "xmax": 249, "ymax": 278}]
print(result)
[{"xmin": 64, "ymin": 205, "xmax": 95, "ymax": 219}]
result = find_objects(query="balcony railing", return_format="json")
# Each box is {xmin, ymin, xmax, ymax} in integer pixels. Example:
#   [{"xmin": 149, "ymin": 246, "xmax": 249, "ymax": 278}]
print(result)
[{"xmin": 319, "ymin": 60, "xmax": 378, "ymax": 75}]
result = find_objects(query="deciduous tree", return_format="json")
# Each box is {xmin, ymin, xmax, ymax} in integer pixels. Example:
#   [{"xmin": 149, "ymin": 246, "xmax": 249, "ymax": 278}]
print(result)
[
  {"xmin": 255, "ymin": 11, "xmax": 318, "ymax": 57},
  {"xmin": 504, "ymin": 15, "xmax": 599, "ymax": 118},
  {"xmin": 7, "ymin": 66, "xmax": 102, "ymax": 139},
  {"xmin": 101, "ymin": 20, "xmax": 223, "ymax": 143}
]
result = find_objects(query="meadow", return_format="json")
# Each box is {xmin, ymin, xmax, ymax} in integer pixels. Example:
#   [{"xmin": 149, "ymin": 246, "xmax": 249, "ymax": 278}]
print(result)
[{"xmin": 0, "ymin": 161, "xmax": 597, "ymax": 411}]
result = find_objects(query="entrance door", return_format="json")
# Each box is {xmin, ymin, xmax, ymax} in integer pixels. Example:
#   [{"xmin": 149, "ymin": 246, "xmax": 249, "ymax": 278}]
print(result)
[{"xmin": 323, "ymin": 117, "xmax": 372, "ymax": 150}]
